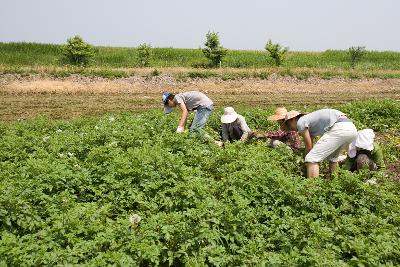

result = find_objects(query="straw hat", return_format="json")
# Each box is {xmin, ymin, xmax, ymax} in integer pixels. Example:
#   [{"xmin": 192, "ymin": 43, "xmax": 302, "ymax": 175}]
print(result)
[
  {"xmin": 268, "ymin": 107, "xmax": 288, "ymax": 121},
  {"xmin": 284, "ymin": 110, "xmax": 302, "ymax": 121},
  {"xmin": 221, "ymin": 107, "xmax": 238, "ymax": 124}
]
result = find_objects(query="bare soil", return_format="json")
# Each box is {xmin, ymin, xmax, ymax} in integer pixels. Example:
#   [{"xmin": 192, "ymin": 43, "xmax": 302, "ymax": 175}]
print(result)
[
  {"xmin": 386, "ymin": 161, "xmax": 400, "ymax": 182},
  {"xmin": 1, "ymin": 73, "xmax": 400, "ymax": 121}
]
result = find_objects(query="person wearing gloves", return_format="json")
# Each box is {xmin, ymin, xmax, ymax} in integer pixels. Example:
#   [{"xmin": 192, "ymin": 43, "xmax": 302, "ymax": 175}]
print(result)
[
  {"xmin": 221, "ymin": 107, "xmax": 251, "ymax": 142},
  {"xmin": 252, "ymin": 107, "xmax": 301, "ymax": 150},
  {"xmin": 343, "ymin": 129, "xmax": 385, "ymax": 172},
  {"xmin": 162, "ymin": 90, "xmax": 214, "ymax": 138},
  {"xmin": 285, "ymin": 109, "xmax": 357, "ymax": 178}
]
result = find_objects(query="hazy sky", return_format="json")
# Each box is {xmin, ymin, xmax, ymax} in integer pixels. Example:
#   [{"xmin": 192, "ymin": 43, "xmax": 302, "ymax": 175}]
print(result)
[{"xmin": 1, "ymin": 0, "xmax": 399, "ymax": 51}]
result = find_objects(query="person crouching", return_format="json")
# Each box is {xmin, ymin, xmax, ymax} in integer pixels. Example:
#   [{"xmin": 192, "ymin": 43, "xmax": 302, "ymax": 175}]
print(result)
[
  {"xmin": 343, "ymin": 129, "xmax": 385, "ymax": 172},
  {"xmin": 221, "ymin": 107, "xmax": 251, "ymax": 142}
]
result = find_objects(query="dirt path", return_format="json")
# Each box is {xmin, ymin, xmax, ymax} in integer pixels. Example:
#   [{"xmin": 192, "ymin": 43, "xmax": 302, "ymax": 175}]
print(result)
[{"xmin": 1, "ymin": 74, "xmax": 400, "ymax": 121}]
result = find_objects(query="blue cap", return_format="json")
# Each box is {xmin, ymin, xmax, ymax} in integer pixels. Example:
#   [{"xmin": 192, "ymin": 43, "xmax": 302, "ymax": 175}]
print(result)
[{"xmin": 162, "ymin": 92, "xmax": 173, "ymax": 113}]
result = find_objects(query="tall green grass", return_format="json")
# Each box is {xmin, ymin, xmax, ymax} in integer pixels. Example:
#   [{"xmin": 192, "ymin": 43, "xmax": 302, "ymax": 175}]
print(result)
[
  {"xmin": 0, "ymin": 42, "xmax": 60, "ymax": 66},
  {"xmin": 2, "ymin": 42, "xmax": 400, "ymax": 70}
]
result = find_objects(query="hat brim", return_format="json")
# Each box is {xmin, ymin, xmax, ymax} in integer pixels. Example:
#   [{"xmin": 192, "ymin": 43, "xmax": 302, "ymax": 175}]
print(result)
[
  {"xmin": 284, "ymin": 112, "xmax": 302, "ymax": 121},
  {"xmin": 221, "ymin": 114, "xmax": 238, "ymax": 124},
  {"xmin": 164, "ymin": 105, "xmax": 173, "ymax": 114},
  {"xmin": 268, "ymin": 114, "xmax": 286, "ymax": 121}
]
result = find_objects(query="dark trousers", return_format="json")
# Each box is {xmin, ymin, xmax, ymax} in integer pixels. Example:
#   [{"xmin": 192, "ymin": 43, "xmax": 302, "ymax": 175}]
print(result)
[{"xmin": 219, "ymin": 126, "xmax": 244, "ymax": 141}]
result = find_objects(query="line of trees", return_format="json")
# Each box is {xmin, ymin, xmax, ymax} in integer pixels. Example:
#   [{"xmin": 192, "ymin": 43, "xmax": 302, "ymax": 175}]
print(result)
[{"xmin": 60, "ymin": 33, "xmax": 367, "ymax": 69}]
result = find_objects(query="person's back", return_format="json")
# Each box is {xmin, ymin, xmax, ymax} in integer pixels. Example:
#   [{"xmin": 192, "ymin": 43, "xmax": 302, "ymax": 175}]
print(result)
[
  {"xmin": 297, "ymin": 109, "xmax": 345, "ymax": 137},
  {"xmin": 174, "ymin": 91, "xmax": 213, "ymax": 111}
]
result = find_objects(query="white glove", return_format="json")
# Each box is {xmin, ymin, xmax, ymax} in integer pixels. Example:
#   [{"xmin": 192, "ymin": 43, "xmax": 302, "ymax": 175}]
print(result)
[
  {"xmin": 176, "ymin": 126, "xmax": 184, "ymax": 133},
  {"xmin": 214, "ymin": 141, "xmax": 224, "ymax": 147}
]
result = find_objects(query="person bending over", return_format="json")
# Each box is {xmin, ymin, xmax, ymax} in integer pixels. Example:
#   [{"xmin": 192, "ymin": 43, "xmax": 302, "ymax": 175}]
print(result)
[
  {"xmin": 285, "ymin": 109, "xmax": 357, "ymax": 178},
  {"xmin": 252, "ymin": 107, "xmax": 301, "ymax": 150},
  {"xmin": 162, "ymin": 90, "xmax": 214, "ymax": 139}
]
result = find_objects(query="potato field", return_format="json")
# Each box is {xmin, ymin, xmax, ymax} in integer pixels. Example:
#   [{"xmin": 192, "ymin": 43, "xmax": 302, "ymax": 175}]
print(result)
[{"xmin": 1, "ymin": 101, "xmax": 399, "ymax": 266}]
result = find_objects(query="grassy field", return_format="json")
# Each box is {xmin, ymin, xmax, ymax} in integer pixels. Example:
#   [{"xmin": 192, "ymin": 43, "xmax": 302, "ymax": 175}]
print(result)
[{"xmin": 2, "ymin": 42, "xmax": 400, "ymax": 79}]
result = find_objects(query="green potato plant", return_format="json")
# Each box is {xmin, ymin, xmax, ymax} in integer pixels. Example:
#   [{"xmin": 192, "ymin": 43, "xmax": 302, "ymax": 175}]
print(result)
[{"xmin": 0, "ymin": 102, "xmax": 400, "ymax": 266}]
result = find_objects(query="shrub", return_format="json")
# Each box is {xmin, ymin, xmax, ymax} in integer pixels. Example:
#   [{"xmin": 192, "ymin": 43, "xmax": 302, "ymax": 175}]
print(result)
[
  {"xmin": 137, "ymin": 43, "xmax": 152, "ymax": 67},
  {"xmin": 202, "ymin": 31, "xmax": 228, "ymax": 68},
  {"xmin": 61, "ymin": 35, "xmax": 96, "ymax": 66},
  {"xmin": 265, "ymin": 39, "xmax": 288, "ymax": 66},
  {"xmin": 348, "ymin": 46, "xmax": 366, "ymax": 68}
]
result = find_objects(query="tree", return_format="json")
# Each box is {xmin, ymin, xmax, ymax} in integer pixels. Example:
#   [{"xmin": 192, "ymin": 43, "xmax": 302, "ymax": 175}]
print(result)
[
  {"xmin": 61, "ymin": 35, "xmax": 96, "ymax": 66},
  {"xmin": 265, "ymin": 39, "xmax": 288, "ymax": 66},
  {"xmin": 202, "ymin": 31, "xmax": 228, "ymax": 67},
  {"xmin": 348, "ymin": 46, "xmax": 366, "ymax": 68},
  {"xmin": 137, "ymin": 43, "xmax": 153, "ymax": 67}
]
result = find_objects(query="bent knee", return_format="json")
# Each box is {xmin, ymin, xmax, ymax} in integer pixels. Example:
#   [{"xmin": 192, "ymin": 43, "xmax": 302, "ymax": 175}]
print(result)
[{"xmin": 305, "ymin": 153, "xmax": 322, "ymax": 163}]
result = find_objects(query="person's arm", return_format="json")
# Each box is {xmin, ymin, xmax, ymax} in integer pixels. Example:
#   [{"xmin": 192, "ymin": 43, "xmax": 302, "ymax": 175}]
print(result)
[
  {"xmin": 287, "ymin": 131, "xmax": 301, "ymax": 150},
  {"xmin": 302, "ymin": 128, "xmax": 313, "ymax": 155},
  {"xmin": 238, "ymin": 117, "xmax": 251, "ymax": 141},
  {"xmin": 177, "ymin": 102, "xmax": 188, "ymax": 131},
  {"xmin": 251, "ymin": 131, "xmax": 269, "ymax": 139},
  {"xmin": 265, "ymin": 130, "xmax": 285, "ymax": 140}
]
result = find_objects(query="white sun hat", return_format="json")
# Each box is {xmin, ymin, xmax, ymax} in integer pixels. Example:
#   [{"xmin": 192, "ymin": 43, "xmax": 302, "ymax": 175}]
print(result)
[
  {"xmin": 221, "ymin": 107, "xmax": 238, "ymax": 124},
  {"xmin": 348, "ymin": 129, "xmax": 375, "ymax": 158}
]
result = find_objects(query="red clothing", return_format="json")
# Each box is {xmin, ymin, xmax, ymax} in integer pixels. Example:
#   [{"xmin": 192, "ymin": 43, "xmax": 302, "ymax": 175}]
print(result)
[{"xmin": 266, "ymin": 129, "xmax": 301, "ymax": 150}]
